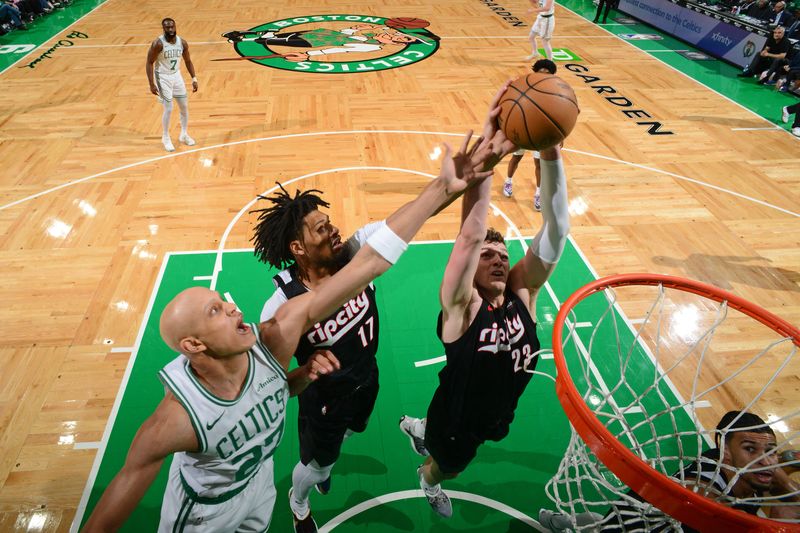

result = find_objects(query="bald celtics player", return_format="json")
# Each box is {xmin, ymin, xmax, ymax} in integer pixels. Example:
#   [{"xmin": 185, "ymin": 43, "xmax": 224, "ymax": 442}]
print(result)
[
  {"xmin": 146, "ymin": 18, "xmax": 198, "ymax": 152},
  {"xmin": 82, "ymin": 129, "xmax": 500, "ymax": 532}
]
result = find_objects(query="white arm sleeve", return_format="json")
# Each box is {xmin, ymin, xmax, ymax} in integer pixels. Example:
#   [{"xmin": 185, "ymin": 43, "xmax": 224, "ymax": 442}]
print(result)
[
  {"xmin": 341, "ymin": 220, "xmax": 386, "ymax": 258},
  {"xmin": 260, "ymin": 289, "xmax": 289, "ymax": 322},
  {"xmin": 530, "ymin": 158, "xmax": 570, "ymax": 264}
]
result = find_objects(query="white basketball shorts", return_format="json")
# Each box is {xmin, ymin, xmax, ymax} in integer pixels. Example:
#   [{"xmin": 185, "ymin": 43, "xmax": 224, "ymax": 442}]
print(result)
[
  {"xmin": 530, "ymin": 15, "xmax": 555, "ymax": 39},
  {"xmin": 158, "ymin": 457, "xmax": 276, "ymax": 532},
  {"xmin": 154, "ymin": 70, "xmax": 187, "ymax": 102}
]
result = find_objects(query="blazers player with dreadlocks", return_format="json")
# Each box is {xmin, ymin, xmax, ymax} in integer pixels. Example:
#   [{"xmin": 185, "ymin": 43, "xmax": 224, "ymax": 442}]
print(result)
[
  {"xmin": 251, "ymin": 186, "xmax": 386, "ymax": 532},
  {"xmin": 250, "ymin": 92, "xmax": 519, "ymax": 532}
]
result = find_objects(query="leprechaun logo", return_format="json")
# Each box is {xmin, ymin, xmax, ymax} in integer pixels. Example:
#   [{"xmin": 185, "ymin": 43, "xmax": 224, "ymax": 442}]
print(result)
[{"xmin": 219, "ymin": 14, "xmax": 440, "ymax": 73}]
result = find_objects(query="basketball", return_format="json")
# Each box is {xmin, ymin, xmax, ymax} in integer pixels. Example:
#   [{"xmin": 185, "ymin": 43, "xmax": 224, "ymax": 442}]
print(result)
[
  {"xmin": 497, "ymin": 73, "xmax": 580, "ymax": 151},
  {"xmin": 385, "ymin": 17, "xmax": 431, "ymax": 29}
]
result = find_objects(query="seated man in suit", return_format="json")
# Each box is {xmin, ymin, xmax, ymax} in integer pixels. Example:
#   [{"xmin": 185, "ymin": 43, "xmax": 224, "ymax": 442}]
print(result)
[{"xmin": 771, "ymin": 1, "xmax": 796, "ymax": 28}]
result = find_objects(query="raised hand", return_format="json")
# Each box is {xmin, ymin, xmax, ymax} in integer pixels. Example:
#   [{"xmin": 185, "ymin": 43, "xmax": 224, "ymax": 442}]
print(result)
[
  {"xmin": 438, "ymin": 130, "xmax": 494, "ymax": 196},
  {"xmin": 475, "ymin": 82, "xmax": 519, "ymax": 171}
]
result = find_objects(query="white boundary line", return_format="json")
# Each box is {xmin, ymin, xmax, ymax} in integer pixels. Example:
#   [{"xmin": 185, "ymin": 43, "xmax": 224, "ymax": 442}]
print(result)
[
  {"xmin": 70, "ymin": 250, "xmax": 171, "ymax": 532},
  {"xmin": 556, "ymin": 2, "xmax": 795, "ymax": 136},
  {"xmin": 566, "ymin": 147, "xmax": 800, "ymax": 217},
  {"xmin": 0, "ymin": 0, "xmax": 116, "ymax": 76},
  {"xmin": 414, "ymin": 355, "xmax": 446, "ymax": 367},
  {"xmin": 319, "ymin": 489, "xmax": 545, "ymax": 532},
  {"xmin": 109, "ymin": 346, "xmax": 133, "ymax": 353},
  {"xmin": 3, "ymin": 131, "xmax": 796, "ymax": 217},
  {"xmin": 73, "ymin": 441, "xmax": 101, "ymax": 450}
]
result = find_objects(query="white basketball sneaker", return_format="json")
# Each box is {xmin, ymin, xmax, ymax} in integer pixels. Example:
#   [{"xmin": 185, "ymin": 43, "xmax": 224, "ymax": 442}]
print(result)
[
  {"xmin": 162, "ymin": 136, "xmax": 175, "ymax": 152},
  {"xmin": 782, "ymin": 107, "xmax": 790, "ymax": 124},
  {"xmin": 503, "ymin": 178, "xmax": 514, "ymax": 197},
  {"xmin": 793, "ymin": 127, "xmax": 800, "ymax": 137},
  {"xmin": 534, "ymin": 189, "xmax": 541, "ymax": 211},
  {"xmin": 179, "ymin": 133, "xmax": 196, "ymax": 146},
  {"xmin": 418, "ymin": 466, "xmax": 452, "ymax": 518},
  {"xmin": 399, "ymin": 416, "xmax": 428, "ymax": 456}
]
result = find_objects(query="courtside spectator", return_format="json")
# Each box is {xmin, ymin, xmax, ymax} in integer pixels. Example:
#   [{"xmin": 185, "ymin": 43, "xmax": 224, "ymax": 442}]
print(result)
[{"xmin": 738, "ymin": 26, "xmax": 791, "ymax": 78}]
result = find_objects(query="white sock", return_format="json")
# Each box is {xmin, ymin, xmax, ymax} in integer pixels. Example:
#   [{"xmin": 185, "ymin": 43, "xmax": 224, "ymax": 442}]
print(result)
[
  {"xmin": 535, "ymin": 186, "xmax": 541, "ymax": 194},
  {"xmin": 290, "ymin": 460, "xmax": 333, "ymax": 516},
  {"xmin": 161, "ymin": 100, "xmax": 173, "ymax": 138},
  {"xmin": 419, "ymin": 467, "xmax": 440, "ymax": 494},
  {"xmin": 176, "ymin": 97, "xmax": 188, "ymax": 136}
]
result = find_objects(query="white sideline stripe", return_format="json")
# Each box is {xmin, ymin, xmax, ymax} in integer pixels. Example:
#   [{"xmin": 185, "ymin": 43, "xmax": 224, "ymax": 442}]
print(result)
[
  {"xmin": 0, "ymin": 0, "xmax": 117, "ymax": 76},
  {"xmin": 731, "ymin": 126, "xmax": 782, "ymax": 131},
  {"xmin": 643, "ymin": 49, "xmax": 680, "ymax": 53},
  {"xmin": 3, "ymin": 131, "xmax": 795, "ymax": 218},
  {"xmin": 319, "ymin": 489, "xmax": 544, "ymax": 532},
  {"xmin": 566, "ymin": 147, "xmax": 800, "ymax": 218},
  {"xmin": 414, "ymin": 355, "xmax": 446, "ymax": 367},
  {"xmin": 109, "ymin": 346, "xmax": 134, "ymax": 353},
  {"xmin": 192, "ymin": 275, "xmax": 213, "ymax": 280},
  {"xmin": 73, "ymin": 441, "xmax": 101, "ymax": 450},
  {"xmin": 71, "ymin": 251, "xmax": 172, "ymax": 532},
  {"xmin": 223, "ymin": 292, "xmax": 236, "ymax": 304},
  {"xmin": 629, "ymin": 317, "xmax": 646, "ymax": 324}
]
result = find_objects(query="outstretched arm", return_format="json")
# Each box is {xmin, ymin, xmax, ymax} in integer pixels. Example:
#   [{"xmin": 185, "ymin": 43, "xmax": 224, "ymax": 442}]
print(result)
[
  {"xmin": 508, "ymin": 144, "xmax": 570, "ymax": 312},
  {"xmin": 260, "ymin": 132, "xmax": 494, "ymax": 365},
  {"xmin": 83, "ymin": 393, "xmax": 197, "ymax": 532}
]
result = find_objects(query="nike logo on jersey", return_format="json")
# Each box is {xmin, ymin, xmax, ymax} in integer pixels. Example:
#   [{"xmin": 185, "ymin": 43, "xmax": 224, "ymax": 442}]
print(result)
[
  {"xmin": 477, "ymin": 314, "xmax": 525, "ymax": 354},
  {"xmin": 306, "ymin": 291, "xmax": 370, "ymax": 346},
  {"xmin": 206, "ymin": 411, "xmax": 224, "ymax": 430}
]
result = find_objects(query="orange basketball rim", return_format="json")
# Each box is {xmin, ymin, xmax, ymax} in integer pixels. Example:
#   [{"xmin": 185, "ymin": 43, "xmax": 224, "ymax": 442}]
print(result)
[{"xmin": 552, "ymin": 273, "xmax": 800, "ymax": 532}]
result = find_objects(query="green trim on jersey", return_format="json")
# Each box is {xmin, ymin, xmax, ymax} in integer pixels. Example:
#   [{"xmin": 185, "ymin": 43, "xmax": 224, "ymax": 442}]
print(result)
[
  {"xmin": 159, "ymin": 370, "xmax": 208, "ymax": 452},
  {"xmin": 179, "ymin": 466, "xmax": 255, "ymax": 504},
  {"xmin": 183, "ymin": 351, "xmax": 255, "ymax": 406},
  {"xmin": 172, "ymin": 497, "xmax": 194, "ymax": 533},
  {"xmin": 251, "ymin": 323, "xmax": 288, "ymax": 381}
]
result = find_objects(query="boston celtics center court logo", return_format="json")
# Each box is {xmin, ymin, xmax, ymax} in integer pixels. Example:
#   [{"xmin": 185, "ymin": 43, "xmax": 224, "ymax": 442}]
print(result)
[{"xmin": 220, "ymin": 15, "xmax": 440, "ymax": 73}]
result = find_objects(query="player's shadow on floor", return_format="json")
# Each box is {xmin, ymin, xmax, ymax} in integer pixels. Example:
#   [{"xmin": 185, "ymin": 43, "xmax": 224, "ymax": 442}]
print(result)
[
  {"xmin": 477, "ymin": 447, "xmax": 562, "ymax": 475},
  {"xmin": 338, "ymin": 489, "xmax": 418, "ymax": 531},
  {"xmin": 336, "ymin": 452, "xmax": 389, "ymax": 476},
  {"xmin": 680, "ymin": 115, "xmax": 770, "ymax": 129}
]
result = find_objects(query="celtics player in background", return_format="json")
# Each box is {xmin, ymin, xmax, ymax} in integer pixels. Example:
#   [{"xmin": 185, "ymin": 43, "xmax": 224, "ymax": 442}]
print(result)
[
  {"xmin": 82, "ymin": 127, "xmax": 505, "ymax": 532},
  {"xmin": 399, "ymin": 88, "xmax": 571, "ymax": 517},
  {"xmin": 146, "ymin": 17, "xmax": 197, "ymax": 152}
]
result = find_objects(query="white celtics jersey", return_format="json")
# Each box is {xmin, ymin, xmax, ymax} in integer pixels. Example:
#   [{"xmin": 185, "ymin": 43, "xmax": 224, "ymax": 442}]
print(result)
[
  {"xmin": 158, "ymin": 323, "xmax": 288, "ymax": 501},
  {"xmin": 156, "ymin": 35, "xmax": 183, "ymax": 75},
  {"xmin": 539, "ymin": 0, "xmax": 555, "ymax": 16}
]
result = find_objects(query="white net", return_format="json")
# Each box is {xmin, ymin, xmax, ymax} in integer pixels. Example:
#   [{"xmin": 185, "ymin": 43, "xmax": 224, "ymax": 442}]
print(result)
[{"xmin": 544, "ymin": 279, "xmax": 800, "ymax": 531}]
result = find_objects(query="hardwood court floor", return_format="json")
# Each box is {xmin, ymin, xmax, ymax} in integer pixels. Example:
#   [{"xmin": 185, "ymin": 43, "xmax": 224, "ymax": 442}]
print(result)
[{"xmin": 0, "ymin": 0, "xmax": 798, "ymax": 531}]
